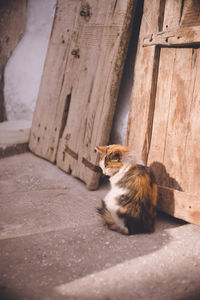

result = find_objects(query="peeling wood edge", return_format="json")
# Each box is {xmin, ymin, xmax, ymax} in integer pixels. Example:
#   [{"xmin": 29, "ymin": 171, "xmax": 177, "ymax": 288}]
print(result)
[
  {"xmin": 143, "ymin": 25, "xmax": 200, "ymax": 47},
  {"xmin": 157, "ymin": 185, "xmax": 200, "ymax": 226}
]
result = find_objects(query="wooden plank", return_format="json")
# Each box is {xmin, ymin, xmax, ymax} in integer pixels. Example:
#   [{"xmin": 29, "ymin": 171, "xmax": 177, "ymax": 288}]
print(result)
[
  {"xmin": 148, "ymin": 47, "xmax": 200, "ymax": 224},
  {"xmin": 147, "ymin": 48, "xmax": 176, "ymax": 174},
  {"xmin": 128, "ymin": 0, "xmax": 200, "ymax": 225},
  {"xmin": 56, "ymin": 0, "xmax": 136, "ymax": 190},
  {"xmin": 29, "ymin": 0, "xmax": 79, "ymax": 162},
  {"xmin": 157, "ymin": 186, "xmax": 200, "ymax": 226},
  {"xmin": 184, "ymin": 49, "xmax": 200, "ymax": 194},
  {"xmin": 162, "ymin": 0, "xmax": 183, "ymax": 30},
  {"xmin": 127, "ymin": 0, "xmax": 164, "ymax": 163},
  {"xmin": 162, "ymin": 48, "xmax": 195, "ymax": 192},
  {"xmin": 143, "ymin": 26, "xmax": 200, "ymax": 47},
  {"xmin": 181, "ymin": 0, "xmax": 200, "ymax": 27},
  {"xmin": 148, "ymin": 48, "xmax": 196, "ymax": 191},
  {"xmin": 30, "ymin": 0, "xmax": 137, "ymax": 190}
]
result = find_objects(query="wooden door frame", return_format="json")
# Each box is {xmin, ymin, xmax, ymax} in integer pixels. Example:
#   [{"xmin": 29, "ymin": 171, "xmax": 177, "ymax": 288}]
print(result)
[{"xmin": 127, "ymin": 0, "xmax": 200, "ymax": 225}]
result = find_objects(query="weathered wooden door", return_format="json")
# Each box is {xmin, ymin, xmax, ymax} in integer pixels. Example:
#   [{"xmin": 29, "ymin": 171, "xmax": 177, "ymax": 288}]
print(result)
[
  {"xmin": 127, "ymin": 0, "xmax": 200, "ymax": 225},
  {"xmin": 29, "ymin": 0, "xmax": 137, "ymax": 189}
]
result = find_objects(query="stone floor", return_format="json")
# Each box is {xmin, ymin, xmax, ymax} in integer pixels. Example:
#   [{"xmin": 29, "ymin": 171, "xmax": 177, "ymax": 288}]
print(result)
[{"xmin": 0, "ymin": 152, "xmax": 200, "ymax": 300}]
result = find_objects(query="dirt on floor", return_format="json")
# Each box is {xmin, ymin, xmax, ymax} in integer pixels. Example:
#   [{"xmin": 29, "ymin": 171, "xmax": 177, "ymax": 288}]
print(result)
[{"xmin": 0, "ymin": 153, "xmax": 200, "ymax": 300}]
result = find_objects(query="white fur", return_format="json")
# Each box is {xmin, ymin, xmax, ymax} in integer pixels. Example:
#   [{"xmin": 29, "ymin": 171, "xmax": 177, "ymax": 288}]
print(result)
[
  {"xmin": 104, "ymin": 165, "xmax": 130, "ymax": 234},
  {"xmin": 99, "ymin": 159, "xmax": 118, "ymax": 176},
  {"xmin": 123, "ymin": 150, "xmax": 144, "ymax": 165},
  {"xmin": 99, "ymin": 160, "xmax": 107, "ymax": 174}
]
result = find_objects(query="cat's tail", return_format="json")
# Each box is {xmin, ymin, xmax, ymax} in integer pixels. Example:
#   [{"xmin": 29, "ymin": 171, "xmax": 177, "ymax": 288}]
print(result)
[{"xmin": 97, "ymin": 200, "xmax": 128, "ymax": 235}]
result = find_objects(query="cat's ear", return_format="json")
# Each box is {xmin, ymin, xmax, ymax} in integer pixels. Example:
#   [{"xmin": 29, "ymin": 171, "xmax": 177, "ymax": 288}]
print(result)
[
  {"xmin": 112, "ymin": 150, "xmax": 121, "ymax": 162},
  {"xmin": 95, "ymin": 146, "xmax": 107, "ymax": 153}
]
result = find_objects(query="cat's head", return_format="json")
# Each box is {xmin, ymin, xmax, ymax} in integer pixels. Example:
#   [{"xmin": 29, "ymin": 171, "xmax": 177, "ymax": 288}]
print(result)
[{"xmin": 95, "ymin": 144, "xmax": 131, "ymax": 176}]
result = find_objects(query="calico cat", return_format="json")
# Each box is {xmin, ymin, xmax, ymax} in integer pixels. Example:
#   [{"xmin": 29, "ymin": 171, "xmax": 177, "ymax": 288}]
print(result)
[{"xmin": 95, "ymin": 144, "xmax": 157, "ymax": 235}]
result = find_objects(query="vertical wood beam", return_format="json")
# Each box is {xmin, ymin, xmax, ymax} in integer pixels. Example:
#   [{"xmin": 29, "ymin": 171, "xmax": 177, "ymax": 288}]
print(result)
[{"xmin": 127, "ymin": 0, "xmax": 165, "ymax": 164}]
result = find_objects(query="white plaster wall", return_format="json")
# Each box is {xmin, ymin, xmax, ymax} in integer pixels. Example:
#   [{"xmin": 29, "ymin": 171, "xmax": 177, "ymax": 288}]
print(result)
[
  {"xmin": 110, "ymin": 28, "xmax": 139, "ymax": 144},
  {"xmin": 4, "ymin": 0, "xmax": 56, "ymax": 121}
]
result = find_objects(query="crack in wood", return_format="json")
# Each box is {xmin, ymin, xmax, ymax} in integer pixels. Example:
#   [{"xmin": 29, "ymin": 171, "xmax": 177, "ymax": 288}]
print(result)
[
  {"xmin": 59, "ymin": 91, "xmax": 72, "ymax": 140},
  {"xmin": 158, "ymin": 0, "xmax": 166, "ymax": 31},
  {"xmin": 179, "ymin": 0, "xmax": 185, "ymax": 24},
  {"xmin": 112, "ymin": 0, "xmax": 118, "ymax": 16}
]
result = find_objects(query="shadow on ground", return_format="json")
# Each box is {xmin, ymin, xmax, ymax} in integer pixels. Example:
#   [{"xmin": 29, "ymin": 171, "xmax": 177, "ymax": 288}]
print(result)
[
  {"xmin": 0, "ymin": 153, "xmax": 198, "ymax": 300},
  {"xmin": 0, "ymin": 211, "xmax": 185, "ymax": 300}
]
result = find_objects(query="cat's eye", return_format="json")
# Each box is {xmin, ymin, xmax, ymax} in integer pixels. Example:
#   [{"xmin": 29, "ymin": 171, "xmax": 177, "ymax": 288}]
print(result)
[{"xmin": 112, "ymin": 151, "xmax": 121, "ymax": 161}]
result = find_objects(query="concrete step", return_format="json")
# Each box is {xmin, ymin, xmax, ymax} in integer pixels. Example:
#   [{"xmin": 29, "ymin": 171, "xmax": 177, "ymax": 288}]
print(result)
[{"xmin": 0, "ymin": 120, "xmax": 31, "ymax": 158}]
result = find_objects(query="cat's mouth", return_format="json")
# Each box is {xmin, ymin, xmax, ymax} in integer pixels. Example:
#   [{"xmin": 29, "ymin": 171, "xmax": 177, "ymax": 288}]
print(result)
[
  {"xmin": 98, "ymin": 159, "xmax": 121, "ymax": 177},
  {"xmin": 102, "ymin": 167, "xmax": 119, "ymax": 177},
  {"xmin": 104, "ymin": 169, "xmax": 116, "ymax": 176}
]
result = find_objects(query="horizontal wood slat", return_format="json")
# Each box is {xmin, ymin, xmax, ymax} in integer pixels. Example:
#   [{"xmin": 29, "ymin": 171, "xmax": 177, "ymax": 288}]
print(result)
[
  {"xmin": 143, "ymin": 26, "xmax": 200, "ymax": 47},
  {"xmin": 158, "ymin": 186, "xmax": 200, "ymax": 226}
]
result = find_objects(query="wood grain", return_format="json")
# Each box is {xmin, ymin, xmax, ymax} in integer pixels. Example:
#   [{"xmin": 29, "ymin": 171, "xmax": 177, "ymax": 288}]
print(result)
[
  {"xmin": 148, "ymin": 48, "xmax": 200, "ymax": 196},
  {"xmin": 143, "ymin": 25, "xmax": 200, "ymax": 47},
  {"xmin": 158, "ymin": 186, "xmax": 200, "ymax": 226},
  {"xmin": 56, "ymin": 0, "xmax": 136, "ymax": 190},
  {"xmin": 162, "ymin": 0, "xmax": 183, "ymax": 30},
  {"xmin": 30, "ymin": 0, "xmax": 137, "ymax": 190},
  {"xmin": 147, "ymin": 48, "xmax": 176, "ymax": 169},
  {"xmin": 29, "ymin": 0, "xmax": 79, "ymax": 162},
  {"xmin": 184, "ymin": 49, "xmax": 200, "ymax": 194},
  {"xmin": 127, "ymin": 0, "xmax": 164, "ymax": 163},
  {"xmin": 181, "ymin": 0, "xmax": 200, "ymax": 27},
  {"xmin": 162, "ymin": 48, "xmax": 194, "ymax": 192},
  {"xmin": 128, "ymin": 0, "xmax": 200, "ymax": 225}
]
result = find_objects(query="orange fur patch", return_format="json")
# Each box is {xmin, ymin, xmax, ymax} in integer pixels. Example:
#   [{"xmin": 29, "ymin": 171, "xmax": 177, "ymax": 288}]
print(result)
[
  {"xmin": 96, "ymin": 144, "xmax": 157, "ymax": 235},
  {"xmin": 96, "ymin": 144, "xmax": 131, "ymax": 170}
]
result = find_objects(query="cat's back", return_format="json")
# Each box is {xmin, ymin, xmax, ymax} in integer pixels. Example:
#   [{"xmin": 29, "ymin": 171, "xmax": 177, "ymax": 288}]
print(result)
[
  {"xmin": 117, "ymin": 164, "xmax": 155, "ymax": 188},
  {"xmin": 117, "ymin": 164, "xmax": 157, "ymax": 207}
]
